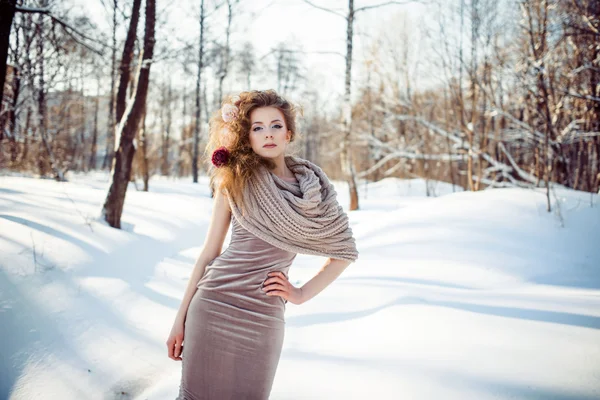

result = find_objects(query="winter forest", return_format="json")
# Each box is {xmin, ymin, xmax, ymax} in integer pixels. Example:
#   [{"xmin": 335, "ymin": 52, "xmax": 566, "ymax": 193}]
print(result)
[
  {"xmin": 1, "ymin": 0, "xmax": 598, "ymax": 212},
  {"xmin": 1, "ymin": 0, "xmax": 599, "ymax": 399}
]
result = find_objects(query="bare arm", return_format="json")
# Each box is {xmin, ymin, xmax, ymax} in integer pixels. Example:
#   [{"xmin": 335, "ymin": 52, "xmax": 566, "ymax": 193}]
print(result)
[
  {"xmin": 263, "ymin": 257, "xmax": 352, "ymax": 305},
  {"xmin": 174, "ymin": 188, "xmax": 231, "ymax": 323},
  {"xmin": 298, "ymin": 258, "xmax": 351, "ymax": 304}
]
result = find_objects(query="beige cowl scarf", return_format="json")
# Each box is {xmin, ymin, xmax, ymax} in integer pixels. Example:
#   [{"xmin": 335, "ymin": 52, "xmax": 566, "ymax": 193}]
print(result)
[{"xmin": 226, "ymin": 155, "xmax": 359, "ymax": 262}]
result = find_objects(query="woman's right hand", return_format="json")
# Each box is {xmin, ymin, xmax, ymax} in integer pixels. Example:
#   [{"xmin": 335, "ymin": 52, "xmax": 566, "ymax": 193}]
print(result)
[{"xmin": 166, "ymin": 318, "xmax": 185, "ymax": 361}]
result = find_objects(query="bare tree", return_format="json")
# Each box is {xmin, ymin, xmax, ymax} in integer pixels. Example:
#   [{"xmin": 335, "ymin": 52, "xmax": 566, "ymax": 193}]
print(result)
[
  {"xmin": 0, "ymin": 0, "xmax": 17, "ymax": 108},
  {"xmin": 273, "ymin": 42, "xmax": 305, "ymax": 95},
  {"xmin": 192, "ymin": 0, "xmax": 205, "ymax": 183},
  {"xmin": 89, "ymin": 68, "xmax": 100, "ymax": 170},
  {"xmin": 302, "ymin": 0, "xmax": 423, "ymax": 210},
  {"xmin": 160, "ymin": 75, "xmax": 172, "ymax": 176},
  {"xmin": 102, "ymin": 0, "xmax": 156, "ymax": 228},
  {"xmin": 237, "ymin": 41, "xmax": 256, "ymax": 89},
  {"xmin": 2, "ymin": 1, "xmax": 107, "ymax": 110},
  {"xmin": 102, "ymin": 0, "xmax": 119, "ymax": 170},
  {"xmin": 214, "ymin": 0, "xmax": 239, "ymax": 108},
  {"xmin": 138, "ymin": 108, "xmax": 150, "ymax": 191},
  {"xmin": 114, "ymin": 0, "xmax": 142, "ymax": 149},
  {"xmin": 34, "ymin": 1, "xmax": 64, "ymax": 180}
]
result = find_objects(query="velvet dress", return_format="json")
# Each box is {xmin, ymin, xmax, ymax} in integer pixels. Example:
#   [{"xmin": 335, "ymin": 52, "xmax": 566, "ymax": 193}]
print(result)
[{"xmin": 177, "ymin": 180, "xmax": 300, "ymax": 400}]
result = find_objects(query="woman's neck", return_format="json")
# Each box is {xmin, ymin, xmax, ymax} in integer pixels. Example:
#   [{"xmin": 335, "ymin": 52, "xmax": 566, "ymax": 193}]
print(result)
[{"xmin": 271, "ymin": 154, "xmax": 295, "ymax": 180}]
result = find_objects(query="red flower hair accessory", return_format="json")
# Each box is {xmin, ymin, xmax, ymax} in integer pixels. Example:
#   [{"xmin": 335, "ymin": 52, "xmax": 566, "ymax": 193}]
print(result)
[{"xmin": 211, "ymin": 146, "xmax": 230, "ymax": 168}]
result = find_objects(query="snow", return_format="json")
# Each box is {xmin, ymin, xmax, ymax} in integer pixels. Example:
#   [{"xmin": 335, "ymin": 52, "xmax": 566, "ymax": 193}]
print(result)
[{"xmin": 1, "ymin": 173, "xmax": 599, "ymax": 399}]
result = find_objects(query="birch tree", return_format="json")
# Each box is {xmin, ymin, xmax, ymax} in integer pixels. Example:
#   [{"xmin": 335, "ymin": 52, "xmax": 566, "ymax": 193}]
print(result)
[{"xmin": 302, "ymin": 0, "xmax": 423, "ymax": 210}]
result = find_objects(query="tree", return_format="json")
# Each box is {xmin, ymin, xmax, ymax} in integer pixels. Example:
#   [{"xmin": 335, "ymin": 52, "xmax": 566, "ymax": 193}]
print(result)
[
  {"xmin": 102, "ymin": 0, "xmax": 119, "ymax": 170},
  {"xmin": 192, "ymin": 0, "xmax": 205, "ymax": 183},
  {"xmin": 302, "ymin": 0, "xmax": 423, "ymax": 210},
  {"xmin": 102, "ymin": 0, "xmax": 156, "ymax": 228},
  {"xmin": 160, "ymin": 75, "xmax": 173, "ymax": 176},
  {"xmin": 1, "ymin": 1, "xmax": 106, "ymax": 108},
  {"xmin": 237, "ymin": 41, "xmax": 256, "ymax": 89},
  {"xmin": 0, "ymin": 0, "xmax": 18, "ymax": 109}
]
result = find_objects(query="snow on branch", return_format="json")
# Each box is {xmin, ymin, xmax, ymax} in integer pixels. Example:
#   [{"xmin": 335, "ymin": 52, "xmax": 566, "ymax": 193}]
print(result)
[
  {"xmin": 488, "ymin": 108, "xmax": 551, "ymax": 145},
  {"xmin": 497, "ymin": 142, "xmax": 539, "ymax": 185},
  {"xmin": 357, "ymin": 137, "xmax": 465, "ymax": 179},
  {"xmin": 400, "ymin": 115, "xmax": 540, "ymax": 186},
  {"xmin": 355, "ymin": 113, "xmax": 543, "ymax": 188}
]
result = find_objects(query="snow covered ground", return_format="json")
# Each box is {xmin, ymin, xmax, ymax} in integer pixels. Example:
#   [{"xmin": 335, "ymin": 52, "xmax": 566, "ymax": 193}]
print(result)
[{"xmin": 1, "ymin": 172, "xmax": 599, "ymax": 400}]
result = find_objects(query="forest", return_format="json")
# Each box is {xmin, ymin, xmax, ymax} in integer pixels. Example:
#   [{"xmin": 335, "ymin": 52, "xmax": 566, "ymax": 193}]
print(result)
[{"xmin": 1, "ymin": 0, "xmax": 598, "ymax": 223}]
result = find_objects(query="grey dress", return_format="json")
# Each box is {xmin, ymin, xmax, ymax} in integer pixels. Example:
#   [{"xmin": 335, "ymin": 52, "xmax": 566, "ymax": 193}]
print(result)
[{"xmin": 177, "ymin": 191, "xmax": 299, "ymax": 400}]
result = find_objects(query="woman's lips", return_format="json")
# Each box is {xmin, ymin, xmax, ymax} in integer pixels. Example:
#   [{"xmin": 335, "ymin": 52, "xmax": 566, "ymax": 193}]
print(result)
[{"xmin": 263, "ymin": 144, "xmax": 277, "ymax": 148}]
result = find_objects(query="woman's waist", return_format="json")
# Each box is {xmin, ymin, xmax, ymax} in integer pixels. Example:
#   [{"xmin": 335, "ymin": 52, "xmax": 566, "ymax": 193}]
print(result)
[
  {"xmin": 194, "ymin": 286, "xmax": 286, "ymax": 322},
  {"xmin": 201, "ymin": 258, "xmax": 291, "ymax": 284}
]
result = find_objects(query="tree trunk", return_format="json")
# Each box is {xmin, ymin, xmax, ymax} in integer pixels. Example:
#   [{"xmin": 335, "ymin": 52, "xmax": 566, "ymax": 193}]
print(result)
[
  {"xmin": 467, "ymin": 0, "xmax": 479, "ymax": 191},
  {"xmin": 115, "ymin": 0, "xmax": 142, "ymax": 130},
  {"xmin": 35, "ymin": 6, "xmax": 63, "ymax": 180},
  {"xmin": 140, "ymin": 108, "xmax": 149, "ymax": 191},
  {"xmin": 342, "ymin": 0, "xmax": 359, "ymax": 211},
  {"xmin": 217, "ymin": 0, "xmax": 232, "ymax": 108},
  {"xmin": 161, "ymin": 78, "xmax": 172, "ymax": 176},
  {"xmin": 102, "ymin": 0, "xmax": 155, "ymax": 228},
  {"xmin": 89, "ymin": 76, "xmax": 99, "ymax": 170},
  {"xmin": 0, "ymin": 0, "xmax": 16, "ymax": 111},
  {"xmin": 192, "ymin": 0, "xmax": 205, "ymax": 183},
  {"xmin": 103, "ymin": 0, "xmax": 119, "ymax": 170}
]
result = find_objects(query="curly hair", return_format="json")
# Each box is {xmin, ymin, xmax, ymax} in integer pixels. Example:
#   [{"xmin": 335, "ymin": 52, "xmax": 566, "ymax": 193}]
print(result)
[{"xmin": 204, "ymin": 89, "xmax": 302, "ymax": 211}]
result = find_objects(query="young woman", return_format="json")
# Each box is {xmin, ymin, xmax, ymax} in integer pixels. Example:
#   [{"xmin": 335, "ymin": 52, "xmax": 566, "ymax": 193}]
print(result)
[{"xmin": 167, "ymin": 89, "xmax": 359, "ymax": 400}]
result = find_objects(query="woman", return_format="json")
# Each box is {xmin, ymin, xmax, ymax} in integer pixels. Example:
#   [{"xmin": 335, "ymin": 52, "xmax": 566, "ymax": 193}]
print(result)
[{"xmin": 168, "ymin": 89, "xmax": 359, "ymax": 400}]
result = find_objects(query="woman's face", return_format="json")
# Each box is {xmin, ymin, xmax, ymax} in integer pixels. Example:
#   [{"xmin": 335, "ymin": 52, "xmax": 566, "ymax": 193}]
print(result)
[{"xmin": 248, "ymin": 106, "xmax": 291, "ymax": 159}]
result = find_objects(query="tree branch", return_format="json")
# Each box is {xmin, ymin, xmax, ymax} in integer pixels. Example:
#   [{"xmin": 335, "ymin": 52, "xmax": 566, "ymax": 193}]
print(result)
[
  {"xmin": 13, "ymin": 6, "xmax": 52, "ymax": 13},
  {"xmin": 16, "ymin": 5, "xmax": 110, "ymax": 55},
  {"xmin": 497, "ymin": 142, "xmax": 539, "ymax": 185},
  {"xmin": 355, "ymin": 1, "xmax": 420, "ymax": 14},
  {"xmin": 259, "ymin": 48, "xmax": 345, "ymax": 61},
  {"xmin": 300, "ymin": 0, "xmax": 346, "ymax": 19},
  {"xmin": 562, "ymin": 90, "xmax": 600, "ymax": 103}
]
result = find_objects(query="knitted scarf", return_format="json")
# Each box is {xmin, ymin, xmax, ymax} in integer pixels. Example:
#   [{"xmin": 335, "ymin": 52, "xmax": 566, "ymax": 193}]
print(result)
[{"xmin": 227, "ymin": 155, "xmax": 359, "ymax": 262}]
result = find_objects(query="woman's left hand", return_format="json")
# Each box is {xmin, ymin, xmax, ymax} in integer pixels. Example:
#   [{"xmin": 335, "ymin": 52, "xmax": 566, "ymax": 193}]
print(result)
[{"xmin": 262, "ymin": 271, "xmax": 304, "ymax": 305}]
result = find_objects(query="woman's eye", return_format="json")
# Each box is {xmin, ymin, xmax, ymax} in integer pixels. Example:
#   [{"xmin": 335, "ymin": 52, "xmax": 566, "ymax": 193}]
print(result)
[{"xmin": 252, "ymin": 125, "xmax": 282, "ymax": 131}]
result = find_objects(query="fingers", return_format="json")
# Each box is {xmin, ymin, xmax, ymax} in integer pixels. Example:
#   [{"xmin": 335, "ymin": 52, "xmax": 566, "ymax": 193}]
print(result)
[
  {"xmin": 262, "ymin": 275, "xmax": 289, "ymax": 294},
  {"xmin": 174, "ymin": 341, "xmax": 183, "ymax": 359},
  {"xmin": 166, "ymin": 337, "xmax": 183, "ymax": 361},
  {"xmin": 264, "ymin": 276, "xmax": 288, "ymax": 287},
  {"xmin": 264, "ymin": 283, "xmax": 287, "ymax": 293},
  {"xmin": 264, "ymin": 272, "xmax": 289, "ymax": 286},
  {"xmin": 265, "ymin": 290, "xmax": 287, "ymax": 300},
  {"xmin": 267, "ymin": 271, "xmax": 288, "ymax": 281},
  {"xmin": 262, "ymin": 271, "xmax": 291, "ymax": 301},
  {"xmin": 175, "ymin": 343, "xmax": 183, "ymax": 361}
]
